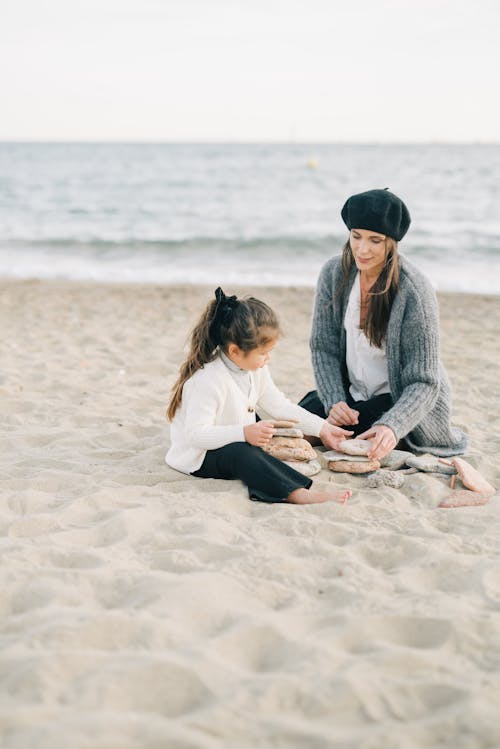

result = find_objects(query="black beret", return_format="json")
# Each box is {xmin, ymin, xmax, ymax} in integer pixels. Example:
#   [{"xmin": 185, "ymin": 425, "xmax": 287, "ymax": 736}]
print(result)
[{"xmin": 341, "ymin": 188, "xmax": 411, "ymax": 242}]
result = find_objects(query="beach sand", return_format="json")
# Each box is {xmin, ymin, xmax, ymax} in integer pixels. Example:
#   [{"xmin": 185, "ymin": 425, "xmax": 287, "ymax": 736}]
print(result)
[{"xmin": 1, "ymin": 279, "xmax": 499, "ymax": 749}]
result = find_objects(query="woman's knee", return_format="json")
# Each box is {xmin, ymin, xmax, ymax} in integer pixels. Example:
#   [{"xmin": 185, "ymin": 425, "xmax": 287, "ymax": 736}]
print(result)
[{"xmin": 298, "ymin": 390, "xmax": 327, "ymax": 419}]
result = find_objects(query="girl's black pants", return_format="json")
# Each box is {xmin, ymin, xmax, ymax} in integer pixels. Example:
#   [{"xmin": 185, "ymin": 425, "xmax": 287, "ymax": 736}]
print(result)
[{"xmin": 192, "ymin": 442, "xmax": 311, "ymax": 504}]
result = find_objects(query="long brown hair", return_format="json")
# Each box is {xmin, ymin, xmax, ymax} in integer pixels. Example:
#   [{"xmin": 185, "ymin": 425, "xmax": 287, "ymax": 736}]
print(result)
[
  {"xmin": 340, "ymin": 237, "xmax": 400, "ymax": 347},
  {"xmin": 166, "ymin": 289, "xmax": 280, "ymax": 420}
]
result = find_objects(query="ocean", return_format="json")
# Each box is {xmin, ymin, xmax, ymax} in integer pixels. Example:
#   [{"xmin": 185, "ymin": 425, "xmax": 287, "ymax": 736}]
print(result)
[{"xmin": 1, "ymin": 142, "xmax": 499, "ymax": 293}]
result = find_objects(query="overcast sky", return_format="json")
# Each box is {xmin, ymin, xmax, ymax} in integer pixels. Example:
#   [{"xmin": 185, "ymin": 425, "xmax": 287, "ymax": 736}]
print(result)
[{"xmin": 2, "ymin": 0, "xmax": 499, "ymax": 142}]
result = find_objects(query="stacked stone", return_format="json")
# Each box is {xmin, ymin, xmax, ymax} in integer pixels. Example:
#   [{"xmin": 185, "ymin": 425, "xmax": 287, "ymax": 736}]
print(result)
[
  {"xmin": 324, "ymin": 439, "xmax": 380, "ymax": 474},
  {"xmin": 263, "ymin": 420, "xmax": 321, "ymax": 477}
]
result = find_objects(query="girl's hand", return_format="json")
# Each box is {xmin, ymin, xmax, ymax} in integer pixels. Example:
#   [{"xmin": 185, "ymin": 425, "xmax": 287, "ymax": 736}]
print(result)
[
  {"xmin": 328, "ymin": 401, "xmax": 359, "ymax": 426},
  {"xmin": 357, "ymin": 425, "xmax": 396, "ymax": 460},
  {"xmin": 319, "ymin": 422, "xmax": 354, "ymax": 450},
  {"xmin": 244, "ymin": 421, "xmax": 275, "ymax": 447}
]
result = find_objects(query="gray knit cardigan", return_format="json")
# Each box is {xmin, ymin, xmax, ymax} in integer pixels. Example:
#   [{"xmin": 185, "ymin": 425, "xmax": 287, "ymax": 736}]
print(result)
[{"xmin": 310, "ymin": 254, "xmax": 468, "ymax": 456}]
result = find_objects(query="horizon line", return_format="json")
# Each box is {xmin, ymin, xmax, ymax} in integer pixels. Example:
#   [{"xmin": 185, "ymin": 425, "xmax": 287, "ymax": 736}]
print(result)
[{"xmin": 0, "ymin": 138, "xmax": 499, "ymax": 146}]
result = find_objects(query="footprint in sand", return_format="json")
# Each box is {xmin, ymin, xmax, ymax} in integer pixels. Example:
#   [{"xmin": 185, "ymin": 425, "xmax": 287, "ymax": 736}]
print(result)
[
  {"xmin": 482, "ymin": 564, "xmax": 500, "ymax": 607},
  {"xmin": 3, "ymin": 653, "xmax": 213, "ymax": 719},
  {"xmin": 332, "ymin": 615, "xmax": 453, "ymax": 653},
  {"xmin": 49, "ymin": 550, "xmax": 104, "ymax": 569},
  {"xmin": 68, "ymin": 656, "xmax": 213, "ymax": 717},
  {"xmin": 211, "ymin": 624, "xmax": 310, "ymax": 672},
  {"xmin": 8, "ymin": 584, "xmax": 55, "ymax": 615},
  {"xmin": 58, "ymin": 512, "xmax": 129, "ymax": 548},
  {"xmin": 35, "ymin": 614, "xmax": 155, "ymax": 651},
  {"xmin": 355, "ymin": 678, "xmax": 469, "ymax": 722},
  {"xmin": 112, "ymin": 472, "xmax": 174, "ymax": 487},
  {"xmin": 403, "ymin": 557, "xmax": 481, "ymax": 595},
  {"xmin": 95, "ymin": 577, "xmax": 167, "ymax": 611},
  {"xmin": 149, "ymin": 549, "xmax": 203, "ymax": 574},
  {"xmin": 24, "ymin": 470, "xmax": 81, "ymax": 494},
  {"xmin": 371, "ymin": 615, "xmax": 453, "ymax": 649},
  {"xmin": 7, "ymin": 515, "xmax": 60, "ymax": 537},
  {"xmin": 358, "ymin": 534, "xmax": 428, "ymax": 571}
]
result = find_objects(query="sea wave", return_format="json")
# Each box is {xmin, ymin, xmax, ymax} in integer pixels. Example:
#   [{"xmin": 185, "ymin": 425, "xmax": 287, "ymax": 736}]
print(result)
[
  {"xmin": 1, "ymin": 142, "xmax": 499, "ymax": 292},
  {"xmin": 0, "ymin": 235, "xmax": 342, "ymax": 252},
  {"xmin": 2, "ymin": 237, "xmax": 500, "ymax": 294},
  {"xmin": 1, "ymin": 230, "xmax": 499, "ymax": 256}
]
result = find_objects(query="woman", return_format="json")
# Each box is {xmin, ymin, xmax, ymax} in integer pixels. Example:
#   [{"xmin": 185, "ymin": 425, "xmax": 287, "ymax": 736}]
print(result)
[{"xmin": 300, "ymin": 188, "xmax": 467, "ymax": 461}]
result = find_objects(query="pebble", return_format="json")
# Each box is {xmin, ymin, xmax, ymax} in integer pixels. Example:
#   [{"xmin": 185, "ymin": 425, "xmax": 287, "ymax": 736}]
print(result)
[
  {"xmin": 380, "ymin": 449, "xmax": 415, "ymax": 470},
  {"xmin": 439, "ymin": 489, "xmax": 494, "ymax": 508},
  {"xmin": 322, "ymin": 449, "xmax": 372, "ymax": 463},
  {"xmin": 274, "ymin": 427, "xmax": 304, "ymax": 438},
  {"xmin": 267, "ymin": 446, "xmax": 317, "ymax": 462},
  {"xmin": 265, "ymin": 436, "xmax": 316, "ymax": 462},
  {"xmin": 267, "ymin": 436, "xmax": 312, "ymax": 450},
  {"xmin": 338, "ymin": 439, "xmax": 372, "ymax": 456},
  {"xmin": 271, "ymin": 419, "xmax": 299, "ymax": 429},
  {"xmin": 284, "ymin": 459, "xmax": 322, "ymax": 477},
  {"xmin": 440, "ymin": 457, "xmax": 495, "ymax": 494},
  {"xmin": 406, "ymin": 454, "xmax": 457, "ymax": 475},
  {"xmin": 366, "ymin": 469, "xmax": 405, "ymax": 489},
  {"xmin": 328, "ymin": 459, "xmax": 380, "ymax": 474}
]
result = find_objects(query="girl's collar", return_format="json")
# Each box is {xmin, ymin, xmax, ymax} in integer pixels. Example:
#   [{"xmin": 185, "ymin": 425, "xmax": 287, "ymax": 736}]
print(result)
[{"xmin": 219, "ymin": 350, "xmax": 248, "ymax": 374}]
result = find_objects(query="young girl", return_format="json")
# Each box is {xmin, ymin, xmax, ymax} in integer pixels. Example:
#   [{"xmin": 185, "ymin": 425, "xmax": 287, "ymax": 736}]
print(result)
[{"xmin": 166, "ymin": 287, "xmax": 353, "ymax": 505}]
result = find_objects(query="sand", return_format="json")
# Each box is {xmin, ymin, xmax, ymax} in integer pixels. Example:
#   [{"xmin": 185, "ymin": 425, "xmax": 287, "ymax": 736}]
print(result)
[{"xmin": 1, "ymin": 279, "xmax": 499, "ymax": 749}]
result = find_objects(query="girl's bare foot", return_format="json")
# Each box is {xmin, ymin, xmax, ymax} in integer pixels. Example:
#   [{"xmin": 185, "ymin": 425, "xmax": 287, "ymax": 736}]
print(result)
[{"xmin": 287, "ymin": 487, "xmax": 352, "ymax": 505}]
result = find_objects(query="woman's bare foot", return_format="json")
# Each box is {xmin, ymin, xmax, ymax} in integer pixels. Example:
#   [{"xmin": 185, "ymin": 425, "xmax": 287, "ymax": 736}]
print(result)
[{"xmin": 287, "ymin": 487, "xmax": 352, "ymax": 505}]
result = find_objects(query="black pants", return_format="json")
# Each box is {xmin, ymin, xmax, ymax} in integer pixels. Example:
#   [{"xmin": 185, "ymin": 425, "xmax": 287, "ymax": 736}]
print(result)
[
  {"xmin": 298, "ymin": 390, "xmax": 393, "ymax": 436},
  {"xmin": 192, "ymin": 442, "xmax": 312, "ymax": 504}
]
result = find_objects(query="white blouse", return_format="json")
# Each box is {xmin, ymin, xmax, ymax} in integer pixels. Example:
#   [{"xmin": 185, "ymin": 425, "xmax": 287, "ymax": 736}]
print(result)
[{"xmin": 344, "ymin": 273, "xmax": 390, "ymax": 402}]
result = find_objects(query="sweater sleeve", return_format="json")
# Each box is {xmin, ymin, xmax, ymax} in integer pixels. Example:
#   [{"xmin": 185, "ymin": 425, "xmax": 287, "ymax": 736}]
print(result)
[
  {"xmin": 256, "ymin": 366, "xmax": 326, "ymax": 437},
  {"xmin": 310, "ymin": 259, "xmax": 348, "ymax": 411},
  {"xmin": 182, "ymin": 377, "xmax": 246, "ymax": 449},
  {"xmin": 373, "ymin": 280, "xmax": 440, "ymax": 440}
]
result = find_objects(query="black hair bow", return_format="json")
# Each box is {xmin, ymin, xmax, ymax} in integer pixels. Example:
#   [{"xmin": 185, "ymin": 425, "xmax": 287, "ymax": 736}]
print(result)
[
  {"xmin": 210, "ymin": 287, "xmax": 239, "ymax": 343},
  {"xmin": 214, "ymin": 286, "xmax": 238, "ymax": 321}
]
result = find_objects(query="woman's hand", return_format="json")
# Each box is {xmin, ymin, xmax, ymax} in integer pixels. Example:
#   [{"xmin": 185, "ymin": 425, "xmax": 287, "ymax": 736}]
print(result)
[
  {"xmin": 357, "ymin": 425, "xmax": 396, "ymax": 460},
  {"xmin": 319, "ymin": 422, "xmax": 354, "ymax": 450},
  {"xmin": 244, "ymin": 421, "xmax": 275, "ymax": 447},
  {"xmin": 328, "ymin": 401, "xmax": 359, "ymax": 427}
]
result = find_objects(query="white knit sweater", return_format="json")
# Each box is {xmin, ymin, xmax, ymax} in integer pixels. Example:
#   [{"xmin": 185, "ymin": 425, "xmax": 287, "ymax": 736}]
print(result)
[{"xmin": 166, "ymin": 355, "xmax": 325, "ymax": 474}]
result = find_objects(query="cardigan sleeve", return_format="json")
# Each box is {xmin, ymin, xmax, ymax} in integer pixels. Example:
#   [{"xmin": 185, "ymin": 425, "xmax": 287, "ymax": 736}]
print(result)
[
  {"xmin": 256, "ymin": 367, "xmax": 326, "ymax": 437},
  {"xmin": 373, "ymin": 279, "xmax": 440, "ymax": 440},
  {"xmin": 182, "ymin": 377, "xmax": 246, "ymax": 449},
  {"xmin": 310, "ymin": 259, "xmax": 348, "ymax": 411}
]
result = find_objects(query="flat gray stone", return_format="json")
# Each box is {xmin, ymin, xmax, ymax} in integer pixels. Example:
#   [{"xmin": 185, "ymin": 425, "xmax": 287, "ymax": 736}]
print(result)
[
  {"xmin": 284, "ymin": 459, "xmax": 322, "ymax": 477},
  {"xmin": 274, "ymin": 427, "xmax": 304, "ymax": 438},
  {"xmin": 338, "ymin": 439, "xmax": 372, "ymax": 456},
  {"xmin": 322, "ymin": 449, "xmax": 372, "ymax": 463},
  {"xmin": 406, "ymin": 454, "xmax": 457, "ymax": 475},
  {"xmin": 380, "ymin": 449, "xmax": 415, "ymax": 470}
]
